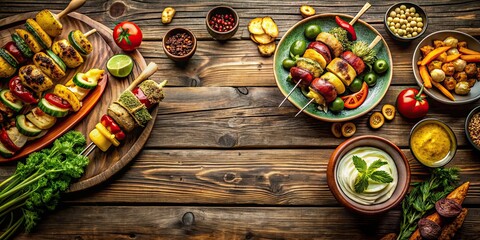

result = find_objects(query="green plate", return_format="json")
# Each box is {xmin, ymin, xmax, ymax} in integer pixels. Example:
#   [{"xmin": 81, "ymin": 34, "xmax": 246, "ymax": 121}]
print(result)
[{"xmin": 274, "ymin": 13, "xmax": 393, "ymax": 122}]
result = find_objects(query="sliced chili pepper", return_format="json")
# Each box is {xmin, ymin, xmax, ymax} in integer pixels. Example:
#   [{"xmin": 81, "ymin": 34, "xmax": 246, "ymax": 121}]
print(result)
[
  {"xmin": 9, "ymin": 76, "xmax": 38, "ymax": 104},
  {"xmin": 132, "ymin": 87, "xmax": 153, "ymax": 109},
  {"xmin": 335, "ymin": 16, "xmax": 356, "ymax": 41},
  {"xmin": 341, "ymin": 82, "xmax": 368, "ymax": 109},
  {"xmin": 45, "ymin": 93, "xmax": 72, "ymax": 109},
  {"xmin": 0, "ymin": 128, "xmax": 19, "ymax": 152},
  {"xmin": 100, "ymin": 114, "xmax": 126, "ymax": 140}
]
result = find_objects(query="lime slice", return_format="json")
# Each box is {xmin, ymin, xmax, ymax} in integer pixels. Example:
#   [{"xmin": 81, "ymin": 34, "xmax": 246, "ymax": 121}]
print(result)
[{"xmin": 106, "ymin": 54, "xmax": 134, "ymax": 78}]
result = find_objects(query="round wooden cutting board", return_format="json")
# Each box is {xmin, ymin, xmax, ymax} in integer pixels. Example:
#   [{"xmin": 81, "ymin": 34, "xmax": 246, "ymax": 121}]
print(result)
[{"xmin": 0, "ymin": 12, "xmax": 157, "ymax": 192}]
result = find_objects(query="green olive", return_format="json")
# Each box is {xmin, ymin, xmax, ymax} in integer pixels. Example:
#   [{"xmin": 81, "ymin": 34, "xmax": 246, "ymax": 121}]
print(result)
[
  {"xmin": 330, "ymin": 97, "xmax": 345, "ymax": 112},
  {"xmin": 349, "ymin": 78, "xmax": 363, "ymax": 93},
  {"xmin": 282, "ymin": 58, "xmax": 296, "ymax": 70},
  {"xmin": 304, "ymin": 24, "xmax": 321, "ymax": 40},
  {"xmin": 364, "ymin": 72, "xmax": 378, "ymax": 87},
  {"xmin": 290, "ymin": 40, "xmax": 307, "ymax": 57}
]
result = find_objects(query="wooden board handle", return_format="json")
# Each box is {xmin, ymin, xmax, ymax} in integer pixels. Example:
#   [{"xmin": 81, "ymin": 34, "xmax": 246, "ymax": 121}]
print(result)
[
  {"xmin": 126, "ymin": 62, "xmax": 158, "ymax": 92},
  {"xmin": 368, "ymin": 35, "xmax": 382, "ymax": 49},
  {"xmin": 57, "ymin": 0, "xmax": 86, "ymax": 19},
  {"xmin": 349, "ymin": 2, "xmax": 371, "ymax": 25}
]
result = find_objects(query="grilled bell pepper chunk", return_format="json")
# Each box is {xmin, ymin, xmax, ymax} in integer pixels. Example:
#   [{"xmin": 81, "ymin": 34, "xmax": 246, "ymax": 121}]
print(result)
[
  {"xmin": 100, "ymin": 115, "xmax": 126, "ymax": 141},
  {"xmin": 10, "ymin": 76, "xmax": 38, "ymax": 104},
  {"xmin": 89, "ymin": 123, "xmax": 120, "ymax": 152}
]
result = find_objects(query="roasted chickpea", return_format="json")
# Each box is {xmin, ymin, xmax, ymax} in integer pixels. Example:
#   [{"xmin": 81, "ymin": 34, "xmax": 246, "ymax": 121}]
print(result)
[
  {"xmin": 427, "ymin": 60, "xmax": 443, "ymax": 73},
  {"xmin": 443, "ymin": 77, "xmax": 457, "ymax": 91},
  {"xmin": 465, "ymin": 63, "xmax": 477, "ymax": 77},
  {"xmin": 442, "ymin": 62, "xmax": 455, "ymax": 76},
  {"xmin": 454, "ymin": 71, "xmax": 467, "ymax": 82},
  {"xmin": 455, "ymin": 81, "xmax": 470, "ymax": 95}
]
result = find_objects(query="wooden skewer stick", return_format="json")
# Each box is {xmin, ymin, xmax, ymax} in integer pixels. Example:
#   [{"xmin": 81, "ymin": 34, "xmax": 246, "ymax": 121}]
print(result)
[
  {"xmin": 294, "ymin": 98, "xmax": 315, "ymax": 117},
  {"xmin": 278, "ymin": 79, "xmax": 303, "ymax": 108},
  {"xmin": 126, "ymin": 62, "xmax": 159, "ymax": 92},
  {"xmin": 368, "ymin": 35, "xmax": 382, "ymax": 49},
  {"xmin": 349, "ymin": 2, "xmax": 371, "ymax": 25},
  {"xmin": 57, "ymin": 0, "xmax": 87, "ymax": 19},
  {"xmin": 84, "ymin": 29, "xmax": 97, "ymax": 38}
]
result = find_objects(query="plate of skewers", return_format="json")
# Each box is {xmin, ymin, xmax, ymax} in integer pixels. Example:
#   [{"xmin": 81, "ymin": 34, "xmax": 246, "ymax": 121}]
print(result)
[
  {"xmin": 274, "ymin": 10, "xmax": 393, "ymax": 122},
  {"xmin": 0, "ymin": 2, "xmax": 164, "ymax": 193}
]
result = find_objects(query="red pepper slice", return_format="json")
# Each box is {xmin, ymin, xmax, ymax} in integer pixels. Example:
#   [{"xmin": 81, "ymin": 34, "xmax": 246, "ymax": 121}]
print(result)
[
  {"xmin": 335, "ymin": 16, "xmax": 357, "ymax": 41},
  {"xmin": 9, "ymin": 76, "xmax": 38, "ymax": 104},
  {"xmin": 0, "ymin": 129, "xmax": 19, "ymax": 152},
  {"xmin": 45, "ymin": 93, "xmax": 72, "ymax": 109},
  {"xmin": 340, "ymin": 82, "xmax": 368, "ymax": 109},
  {"xmin": 132, "ymin": 87, "xmax": 153, "ymax": 109},
  {"xmin": 100, "ymin": 114, "xmax": 126, "ymax": 140},
  {"xmin": 4, "ymin": 41, "xmax": 26, "ymax": 64}
]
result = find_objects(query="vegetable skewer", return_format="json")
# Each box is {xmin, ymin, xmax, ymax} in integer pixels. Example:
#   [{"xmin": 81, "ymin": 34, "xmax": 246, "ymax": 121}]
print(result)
[{"xmin": 278, "ymin": 4, "xmax": 370, "ymax": 108}]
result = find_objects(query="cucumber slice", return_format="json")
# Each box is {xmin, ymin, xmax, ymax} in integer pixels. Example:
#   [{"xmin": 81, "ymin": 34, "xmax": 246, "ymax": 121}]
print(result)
[
  {"xmin": 26, "ymin": 107, "xmax": 56, "ymax": 130},
  {"xmin": 11, "ymin": 33, "xmax": 33, "ymax": 58},
  {"xmin": 0, "ymin": 90, "xmax": 23, "ymax": 112},
  {"xmin": 46, "ymin": 50, "xmax": 66, "ymax": 72},
  {"xmin": 25, "ymin": 22, "xmax": 48, "ymax": 50},
  {"xmin": 38, "ymin": 98, "xmax": 69, "ymax": 117},
  {"xmin": 68, "ymin": 31, "xmax": 88, "ymax": 55},
  {"xmin": 73, "ymin": 73, "xmax": 97, "ymax": 89},
  {"xmin": 0, "ymin": 48, "xmax": 18, "ymax": 69},
  {"xmin": 0, "ymin": 141, "xmax": 14, "ymax": 158},
  {"xmin": 16, "ymin": 115, "xmax": 42, "ymax": 137}
]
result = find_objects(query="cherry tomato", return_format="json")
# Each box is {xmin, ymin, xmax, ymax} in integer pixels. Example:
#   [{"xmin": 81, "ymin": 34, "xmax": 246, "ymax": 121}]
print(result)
[
  {"xmin": 45, "ymin": 93, "xmax": 71, "ymax": 109},
  {"xmin": 113, "ymin": 21, "xmax": 143, "ymax": 51},
  {"xmin": 100, "ymin": 114, "xmax": 126, "ymax": 141},
  {"xmin": 341, "ymin": 82, "xmax": 368, "ymax": 109},
  {"xmin": 396, "ymin": 86, "xmax": 429, "ymax": 119},
  {"xmin": 4, "ymin": 41, "xmax": 26, "ymax": 64}
]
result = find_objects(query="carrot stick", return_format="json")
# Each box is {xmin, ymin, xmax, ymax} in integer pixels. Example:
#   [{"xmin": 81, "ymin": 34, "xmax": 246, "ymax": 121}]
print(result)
[
  {"xmin": 459, "ymin": 47, "xmax": 480, "ymax": 55},
  {"xmin": 418, "ymin": 65, "xmax": 432, "ymax": 88},
  {"xmin": 431, "ymin": 81, "xmax": 455, "ymax": 101},
  {"xmin": 445, "ymin": 53, "xmax": 461, "ymax": 63},
  {"xmin": 420, "ymin": 46, "xmax": 451, "ymax": 66},
  {"xmin": 460, "ymin": 54, "xmax": 480, "ymax": 63}
]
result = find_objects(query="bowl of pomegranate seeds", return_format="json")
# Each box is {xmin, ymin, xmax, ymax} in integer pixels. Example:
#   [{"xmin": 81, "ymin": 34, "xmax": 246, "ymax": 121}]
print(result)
[
  {"xmin": 206, "ymin": 6, "xmax": 239, "ymax": 40},
  {"xmin": 162, "ymin": 27, "xmax": 197, "ymax": 62}
]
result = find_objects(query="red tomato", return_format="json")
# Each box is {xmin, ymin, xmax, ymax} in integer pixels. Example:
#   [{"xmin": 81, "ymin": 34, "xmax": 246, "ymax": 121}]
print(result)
[
  {"xmin": 113, "ymin": 21, "xmax": 143, "ymax": 51},
  {"xmin": 396, "ymin": 86, "xmax": 429, "ymax": 119},
  {"xmin": 45, "ymin": 93, "xmax": 72, "ymax": 109},
  {"xmin": 341, "ymin": 82, "xmax": 368, "ymax": 109}
]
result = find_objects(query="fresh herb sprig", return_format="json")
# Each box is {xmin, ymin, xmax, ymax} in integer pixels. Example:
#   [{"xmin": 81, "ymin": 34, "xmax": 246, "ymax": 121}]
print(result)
[
  {"xmin": 396, "ymin": 167, "xmax": 459, "ymax": 240},
  {"xmin": 353, "ymin": 156, "xmax": 393, "ymax": 193},
  {"xmin": 0, "ymin": 131, "xmax": 89, "ymax": 239}
]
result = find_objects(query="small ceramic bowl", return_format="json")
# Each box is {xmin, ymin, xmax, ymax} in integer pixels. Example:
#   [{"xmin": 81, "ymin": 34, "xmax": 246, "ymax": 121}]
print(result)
[
  {"xmin": 465, "ymin": 105, "xmax": 480, "ymax": 151},
  {"xmin": 409, "ymin": 118, "xmax": 457, "ymax": 167},
  {"xmin": 384, "ymin": 2, "xmax": 428, "ymax": 42},
  {"xmin": 327, "ymin": 135, "xmax": 410, "ymax": 215},
  {"xmin": 205, "ymin": 6, "xmax": 239, "ymax": 40},
  {"xmin": 162, "ymin": 28, "xmax": 197, "ymax": 62}
]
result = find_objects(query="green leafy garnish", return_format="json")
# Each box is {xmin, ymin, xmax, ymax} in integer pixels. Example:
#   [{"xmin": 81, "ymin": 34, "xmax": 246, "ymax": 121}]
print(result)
[
  {"xmin": 350, "ymin": 41, "xmax": 377, "ymax": 65},
  {"xmin": 353, "ymin": 156, "xmax": 393, "ymax": 193},
  {"xmin": 329, "ymin": 27, "xmax": 352, "ymax": 50},
  {"xmin": 396, "ymin": 167, "xmax": 459, "ymax": 240},
  {"xmin": 0, "ymin": 131, "xmax": 89, "ymax": 239}
]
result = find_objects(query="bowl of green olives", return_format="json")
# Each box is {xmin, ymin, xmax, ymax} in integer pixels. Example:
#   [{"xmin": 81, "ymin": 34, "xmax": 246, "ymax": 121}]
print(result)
[{"xmin": 384, "ymin": 2, "xmax": 428, "ymax": 42}]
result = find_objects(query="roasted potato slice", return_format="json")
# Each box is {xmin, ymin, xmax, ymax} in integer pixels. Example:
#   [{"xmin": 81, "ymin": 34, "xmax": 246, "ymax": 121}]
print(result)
[
  {"xmin": 261, "ymin": 16, "xmax": 278, "ymax": 38},
  {"xmin": 250, "ymin": 34, "xmax": 259, "ymax": 44},
  {"xmin": 258, "ymin": 42, "xmax": 276, "ymax": 57},
  {"xmin": 252, "ymin": 33, "xmax": 274, "ymax": 45},
  {"xmin": 248, "ymin": 17, "xmax": 264, "ymax": 35}
]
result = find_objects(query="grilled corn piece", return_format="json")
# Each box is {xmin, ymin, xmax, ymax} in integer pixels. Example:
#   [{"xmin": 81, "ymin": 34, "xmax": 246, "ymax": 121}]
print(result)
[
  {"xmin": 0, "ymin": 55, "xmax": 16, "ymax": 78},
  {"xmin": 69, "ymin": 30, "xmax": 93, "ymax": 55},
  {"xmin": 35, "ymin": 10, "xmax": 62, "ymax": 38},
  {"xmin": 19, "ymin": 65, "xmax": 54, "ymax": 92},
  {"xmin": 53, "ymin": 84, "xmax": 81, "ymax": 111},
  {"xmin": 15, "ymin": 29, "xmax": 43, "ymax": 53},
  {"xmin": 33, "ymin": 52, "xmax": 66, "ymax": 80},
  {"xmin": 51, "ymin": 39, "xmax": 84, "ymax": 68},
  {"xmin": 326, "ymin": 58, "xmax": 357, "ymax": 86},
  {"xmin": 25, "ymin": 19, "xmax": 52, "ymax": 49}
]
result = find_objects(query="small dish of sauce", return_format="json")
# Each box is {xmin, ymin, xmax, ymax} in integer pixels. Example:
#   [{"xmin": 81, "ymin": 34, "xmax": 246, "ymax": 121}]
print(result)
[{"xmin": 410, "ymin": 119, "xmax": 457, "ymax": 167}]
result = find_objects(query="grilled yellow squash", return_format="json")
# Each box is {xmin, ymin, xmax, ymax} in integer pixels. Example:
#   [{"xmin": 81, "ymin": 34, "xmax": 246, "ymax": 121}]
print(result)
[
  {"xmin": 25, "ymin": 19, "xmax": 52, "ymax": 48},
  {"xmin": 0, "ymin": 55, "xmax": 16, "ymax": 78},
  {"xmin": 15, "ymin": 29, "xmax": 43, "ymax": 53},
  {"xmin": 326, "ymin": 58, "xmax": 357, "ymax": 86},
  {"xmin": 33, "ymin": 52, "xmax": 66, "ymax": 80},
  {"xmin": 19, "ymin": 65, "xmax": 54, "ymax": 92},
  {"xmin": 35, "ymin": 10, "xmax": 63, "ymax": 37},
  {"xmin": 51, "ymin": 39, "xmax": 84, "ymax": 68}
]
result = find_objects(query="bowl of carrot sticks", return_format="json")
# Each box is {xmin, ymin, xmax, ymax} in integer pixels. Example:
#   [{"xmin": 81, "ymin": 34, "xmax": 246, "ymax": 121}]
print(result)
[{"xmin": 412, "ymin": 30, "xmax": 480, "ymax": 105}]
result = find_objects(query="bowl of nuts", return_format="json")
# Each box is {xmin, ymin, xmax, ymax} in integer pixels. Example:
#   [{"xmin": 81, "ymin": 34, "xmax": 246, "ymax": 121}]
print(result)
[
  {"xmin": 465, "ymin": 105, "xmax": 480, "ymax": 151},
  {"xmin": 384, "ymin": 2, "xmax": 428, "ymax": 42},
  {"xmin": 162, "ymin": 27, "xmax": 197, "ymax": 62},
  {"xmin": 206, "ymin": 6, "xmax": 239, "ymax": 40}
]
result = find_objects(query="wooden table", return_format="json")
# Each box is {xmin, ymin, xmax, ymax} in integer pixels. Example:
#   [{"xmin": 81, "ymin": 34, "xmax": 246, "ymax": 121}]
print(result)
[{"xmin": 0, "ymin": 0, "xmax": 479, "ymax": 239}]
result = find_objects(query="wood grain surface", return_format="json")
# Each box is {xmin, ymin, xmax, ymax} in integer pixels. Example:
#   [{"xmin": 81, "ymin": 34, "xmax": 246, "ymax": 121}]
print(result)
[{"xmin": 0, "ymin": 0, "xmax": 479, "ymax": 239}]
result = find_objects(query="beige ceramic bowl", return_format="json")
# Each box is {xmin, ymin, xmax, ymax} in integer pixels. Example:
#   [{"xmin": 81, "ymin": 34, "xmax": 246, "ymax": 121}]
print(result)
[{"xmin": 327, "ymin": 135, "xmax": 410, "ymax": 215}]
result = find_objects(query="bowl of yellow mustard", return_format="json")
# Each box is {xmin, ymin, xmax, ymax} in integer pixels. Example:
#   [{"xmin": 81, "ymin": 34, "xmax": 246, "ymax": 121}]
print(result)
[{"xmin": 409, "ymin": 119, "xmax": 457, "ymax": 168}]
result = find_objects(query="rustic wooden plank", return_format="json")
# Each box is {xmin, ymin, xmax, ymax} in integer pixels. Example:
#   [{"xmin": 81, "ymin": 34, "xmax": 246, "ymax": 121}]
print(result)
[
  {"xmin": 145, "ymin": 86, "xmax": 478, "ymax": 148},
  {"xmin": 14, "ymin": 206, "xmax": 480, "ymax": 239},
  {"xmin": 64, "ymin": 149, "xmax": 480, "ymax": 205}
]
